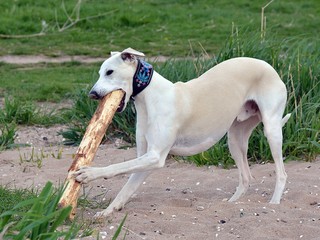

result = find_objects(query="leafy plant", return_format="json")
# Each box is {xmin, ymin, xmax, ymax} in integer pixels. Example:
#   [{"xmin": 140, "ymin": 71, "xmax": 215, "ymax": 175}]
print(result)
[{"xmin": 0, "ymin": 182, "xmax": 79, "ymax": 239}]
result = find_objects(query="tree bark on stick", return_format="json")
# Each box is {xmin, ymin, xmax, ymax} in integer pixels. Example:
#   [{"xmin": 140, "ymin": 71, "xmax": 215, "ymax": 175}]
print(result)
[{"xmin": 58, "ymin": 90, "xmax": 125, "ymax": 220}]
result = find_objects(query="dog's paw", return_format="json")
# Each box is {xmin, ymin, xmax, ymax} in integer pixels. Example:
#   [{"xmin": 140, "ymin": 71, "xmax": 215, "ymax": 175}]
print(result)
[
  {"xmin": 269, "ymin": 199, "xmax": 281, "ymax": 204},
  {"xmin": 73, "ymin": 166, "xmax": 97, "ymax": 184},
  {"xmin": 93, "ymin": 209, "xmax": 113, "ymax": 222}
]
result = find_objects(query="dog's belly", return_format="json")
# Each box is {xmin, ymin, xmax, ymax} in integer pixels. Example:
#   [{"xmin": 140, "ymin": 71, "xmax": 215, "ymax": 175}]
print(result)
[{"xmin": 170, "ymin": 134, "xmax": 225, "ymax": 156}]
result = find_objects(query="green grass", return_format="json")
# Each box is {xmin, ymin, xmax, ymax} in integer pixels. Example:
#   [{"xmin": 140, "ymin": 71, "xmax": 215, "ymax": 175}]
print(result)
[
  {"xmin": 0, "ymin": 186, "xmax": 37, "ymax": 215},
  {"xmin": 0, "ymin": 182, "xmax": 79, "ymax": 239},
  {"xmin": 0, "ymin": 96, "xmax": 64, "ymax": 126},
  {"xmin": 0, "ymin": 0, "xmax": 319, "ymax": 162},
  {"xmin": 186, "ymin": 31, "xmax": 320, "ymax": 166},
  {"xmin": 0, "ymin": 62, "xmax": 98, "ymax": 102},
  {"xmin": 0, "ymin": 183, "xmax": 128, "ymax": 239},
  {"xmin": 59, "ymin": 88, "xmax": 136, "ymax": 145},
  {"xmin": 0, "ymin": 122, "xmax": 16, "ymax": 150},
  {"xmin": 0, "ymin": 0, "xmax": 319, "ymax": 56}
]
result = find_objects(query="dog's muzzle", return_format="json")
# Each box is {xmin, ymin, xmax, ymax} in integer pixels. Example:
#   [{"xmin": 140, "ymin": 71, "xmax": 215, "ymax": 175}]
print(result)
[
  {"xmin": 88, "ymin": 90, "xmax": 100, "ymax": 100},
  {"xmin": 88, "ymin": 90, "xmax": 126, "ymax": 112}
]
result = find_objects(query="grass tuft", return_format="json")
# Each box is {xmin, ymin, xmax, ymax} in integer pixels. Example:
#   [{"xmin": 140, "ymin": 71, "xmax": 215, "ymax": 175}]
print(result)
[
  {"xmin": 0, "ymin": 182, "xmax": 79, "ymax": 239},
  {"xmin": 0, "ymin": 96, "xmax": 64, "ymax": 127},
  {"xmin": 59, "ymin": 88, "xmax": 136, "ymax": 145}
]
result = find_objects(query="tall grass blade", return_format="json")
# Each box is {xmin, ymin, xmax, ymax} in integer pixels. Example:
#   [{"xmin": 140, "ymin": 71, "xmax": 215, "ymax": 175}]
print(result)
[{"xmin": 112, "ymin": 214, "xmax": 127, "ymax": 240}]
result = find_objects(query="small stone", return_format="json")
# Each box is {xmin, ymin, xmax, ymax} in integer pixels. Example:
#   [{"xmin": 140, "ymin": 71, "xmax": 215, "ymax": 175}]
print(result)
[
  {"xmin": 218, "ymin": 219, "xmax": 226, "ymax": 224},
  {"xmin": 239, "ymin": 209, "xmax": 244, "ymax": 217},
  {"xmin": 182, "ymin": 188, "xmax": 193, "ymax": 194},
  {"xmin": 196, "ymin": 206, "xmax": 205, "ymax": 211}
]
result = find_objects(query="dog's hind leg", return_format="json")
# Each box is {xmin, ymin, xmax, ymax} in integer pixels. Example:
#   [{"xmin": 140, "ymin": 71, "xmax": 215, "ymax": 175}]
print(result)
[
  {"xmin": 228, "ymin": 115, "xmax": 260, "ymax": 202},
  {"xmin": 263, "ymin": 117, "xmax": 287, "ymax": 204}
]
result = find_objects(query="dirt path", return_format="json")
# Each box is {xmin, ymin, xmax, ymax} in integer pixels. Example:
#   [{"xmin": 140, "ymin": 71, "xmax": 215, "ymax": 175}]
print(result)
[
  {"xmin": 0, "ymin": 55, "xmax": 106, "ymax": 64},
  {"xmin": 0, "ymin": 54, "xmax": 205, "ymax": 65},
  {"xmin": 0, "ymin": 126, "xmax": 319, "ymax": 239}
]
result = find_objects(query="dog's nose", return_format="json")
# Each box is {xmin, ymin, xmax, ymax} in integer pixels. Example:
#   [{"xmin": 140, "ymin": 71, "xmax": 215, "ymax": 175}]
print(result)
[{"xmin": 88, "ymin": 90, "xmax": 100, "ymax": 99}]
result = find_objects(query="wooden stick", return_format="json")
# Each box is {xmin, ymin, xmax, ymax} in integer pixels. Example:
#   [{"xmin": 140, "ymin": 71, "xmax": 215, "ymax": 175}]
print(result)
[{"xmin": 58, "ymin": 90, "xmax": 125, "ymax": 220}]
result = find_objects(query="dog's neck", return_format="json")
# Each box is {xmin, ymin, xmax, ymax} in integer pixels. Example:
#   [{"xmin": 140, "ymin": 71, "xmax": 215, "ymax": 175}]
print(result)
[
  {"xmin": 133, "ymin": 70, "xmax": 174, "ymax": 113},
  {"xmin": 131, "ymin": 59, "xmax": 154, "ymax": 100}
]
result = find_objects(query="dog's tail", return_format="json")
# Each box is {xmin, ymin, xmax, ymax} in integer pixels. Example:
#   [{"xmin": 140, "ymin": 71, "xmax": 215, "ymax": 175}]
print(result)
[{"xmin": 281, "ymin": 113, "xmax": 291, "ymax": 127}]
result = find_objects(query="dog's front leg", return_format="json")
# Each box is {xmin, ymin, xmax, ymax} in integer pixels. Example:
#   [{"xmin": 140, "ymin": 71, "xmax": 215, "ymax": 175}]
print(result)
[
  {"xmin": 73, "ymin": 149, "xmax": 169, "ymax": 217},
  {"xmin": 94, "ymin": 171, "xmax": 151, "ymax": 218},
  {"xmin": 74, "ymin": 149, "xmax": 166, "ymax": 183},
  {"xmin": 95, "ymin": 126, "xmax": 151, "ymax": 218}
]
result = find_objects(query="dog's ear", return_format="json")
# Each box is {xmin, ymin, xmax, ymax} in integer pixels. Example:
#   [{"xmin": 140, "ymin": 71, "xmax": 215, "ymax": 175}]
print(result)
[
  {"xmin": 121, "ymin": 48, "xmax": 145, "ymax": 62},
  {"xmin": 110, "ymin": 51, "xmax": 120, "ymax": 56}
]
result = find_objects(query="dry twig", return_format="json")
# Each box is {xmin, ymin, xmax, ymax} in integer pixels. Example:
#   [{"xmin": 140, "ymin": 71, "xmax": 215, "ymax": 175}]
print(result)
[{"xmin": 0, "ymin": 0, "xmax": 115, "ymax": 39}]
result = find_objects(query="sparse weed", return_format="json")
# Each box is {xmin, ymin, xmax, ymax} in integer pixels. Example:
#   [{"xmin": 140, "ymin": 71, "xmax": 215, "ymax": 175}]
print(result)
[
  {"xmin": 19, "ymin": 147, "xmax": 65, "ymax": 168},
  {"xmin": 19, "ymin": 147, "xmax": 47, "ymax": 168},
  {"xmin": 0, "ymin": 122, "xmax": 16, "ymax": 151},
  {"xmin": 51, "ymin": 147, "xmax": 64, "ymax": 159},
  {"xmin": 78, "ymin": 186, "xmax": 112, "ymax": 210}
]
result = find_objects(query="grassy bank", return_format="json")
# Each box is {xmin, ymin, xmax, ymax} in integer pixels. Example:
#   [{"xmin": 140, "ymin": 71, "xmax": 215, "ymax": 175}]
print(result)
[
  {"xmin": 0, "ymin": 29, "xmax": 319, "ymax": 164},
  {"xmin": 0, "ymin": 0, "xmax": 319, "ymax": 164},
  {"xmin": 0, "ymin": 0, "xmax": 319, "ymax": 56}
]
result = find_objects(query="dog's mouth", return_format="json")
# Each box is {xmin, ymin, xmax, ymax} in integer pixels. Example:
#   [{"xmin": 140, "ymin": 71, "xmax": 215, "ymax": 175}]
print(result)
[{"xmin": 117, "ymin": 93, "xmax": 126, "ymax": 112}]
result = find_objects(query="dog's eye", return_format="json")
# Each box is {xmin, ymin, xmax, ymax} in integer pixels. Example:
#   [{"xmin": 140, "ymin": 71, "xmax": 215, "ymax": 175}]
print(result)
[{"xmin": 106, "ymin": 70, "xmax": 114, "ymax": 76}]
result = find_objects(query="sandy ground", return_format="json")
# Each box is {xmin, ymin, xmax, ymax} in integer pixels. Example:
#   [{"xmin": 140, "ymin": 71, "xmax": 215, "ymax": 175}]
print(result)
[{"xmin": 0, "ymin": 126, "xmax": 319, "ymax": 240}]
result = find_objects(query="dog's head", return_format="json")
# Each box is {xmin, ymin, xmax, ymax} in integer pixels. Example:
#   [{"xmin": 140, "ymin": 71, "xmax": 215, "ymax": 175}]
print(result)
[{"xmin": 89, "ymin": 48, "xmax": 145, "ymax": 112}]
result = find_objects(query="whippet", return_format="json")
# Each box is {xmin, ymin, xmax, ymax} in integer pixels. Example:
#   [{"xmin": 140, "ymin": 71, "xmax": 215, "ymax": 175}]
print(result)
[{"xmin": 74, "ymin": 48, "xmax": 291, "ymax": 218}]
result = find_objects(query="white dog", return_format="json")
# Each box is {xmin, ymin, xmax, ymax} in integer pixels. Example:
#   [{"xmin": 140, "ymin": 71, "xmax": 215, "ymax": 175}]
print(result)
[{"xmin": 74, "ymin": 48, "xmax": 291, "ymax": 218}]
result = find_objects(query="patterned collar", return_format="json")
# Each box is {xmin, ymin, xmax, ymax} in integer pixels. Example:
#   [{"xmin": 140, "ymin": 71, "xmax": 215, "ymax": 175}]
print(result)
[{"xmin": 131, "ymin": 59, "xmax": 154, "ymax": 99}]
